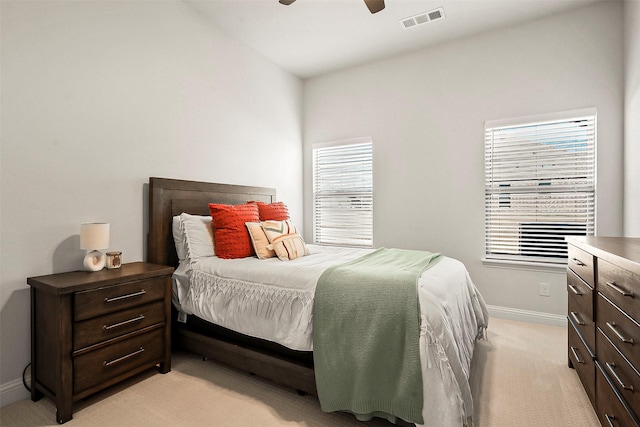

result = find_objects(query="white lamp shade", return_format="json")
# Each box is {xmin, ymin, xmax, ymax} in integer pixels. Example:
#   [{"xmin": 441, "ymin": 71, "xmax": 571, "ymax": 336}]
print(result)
[{"xmin": 80, "ymin": 223, "xmax": 110, "ymax": 250}]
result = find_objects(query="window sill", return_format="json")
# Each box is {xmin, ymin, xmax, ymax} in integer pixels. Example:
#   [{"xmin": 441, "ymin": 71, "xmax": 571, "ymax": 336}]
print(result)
[{"xmin": 481, "ymin": 258, "xmax": 567, "ymax": 273}]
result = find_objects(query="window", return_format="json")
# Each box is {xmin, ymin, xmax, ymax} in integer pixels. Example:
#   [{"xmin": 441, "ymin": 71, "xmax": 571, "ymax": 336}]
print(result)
[
  {"xmin": 484, "ymin": 108, "xmax": 596, "ymax": 265},
  {"xmin": 312, "ymin": 137, "xmax": 373, "ymax": 247}
]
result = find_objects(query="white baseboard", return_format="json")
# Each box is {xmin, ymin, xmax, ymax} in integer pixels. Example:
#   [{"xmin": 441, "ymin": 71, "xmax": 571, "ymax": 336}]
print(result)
[
  {"xmin": 0, "ymin": 375, "xmax": 30, "ymax": 408},
  {"xmin": 487, "ymin": 304, "xmax": 566, "ymax": 327}
]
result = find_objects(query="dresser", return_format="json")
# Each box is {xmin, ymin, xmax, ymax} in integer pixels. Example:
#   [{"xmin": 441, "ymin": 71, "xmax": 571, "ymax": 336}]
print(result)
[
  {"xmin": 567, "ymin": 237, "xmax": 640, "ymax": 426},
  {"xmin": 28, "ymin": 262, "xmax": 174, "ymax": 424}
]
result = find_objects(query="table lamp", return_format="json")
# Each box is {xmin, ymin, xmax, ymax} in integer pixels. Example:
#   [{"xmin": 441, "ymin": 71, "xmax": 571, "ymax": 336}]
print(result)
[{"xmin": 80, "ymin": 223, "xmax": 110, "ymax": 271}]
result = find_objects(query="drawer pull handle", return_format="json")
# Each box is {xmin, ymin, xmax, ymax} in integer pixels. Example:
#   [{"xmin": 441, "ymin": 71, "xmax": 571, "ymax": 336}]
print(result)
[
  {"xmin": 606, "ymin": 281, "xmax": 634, "ymax": 298},
  {"xmin": 103, "ymin": 347, "xmax": 145, "ymax": 367},
  {"xmin": 605, "ymin": 362, "xmax": 634, "ymax": 391},
  {"xmin": 103, "ymin": 315, "xmax": 145, "ymax": 331},
  {"xmin": 570, "ymin": 346, "xmax": 584, "ymax": 364},
  {"xmin": 105, "ymin": 290, "xmax": 146, "ymax": 303},
  {"xmin": 571, "ymin": 258, "xmax": 586, "ymax": 267},
  {"xmin": 606, "ymin": 322, "xmax": 634, "ymax": 344},
  {"xmin": 568, "ymin": 284, "xmax": 582, "ymax": 295},
  {"xmin": 570, "ymin": 311, "xmax": 585, "ymax": 326},
  {"xmin": 604, "ymin": 414, "xmax": 616, "ymax": 427}
]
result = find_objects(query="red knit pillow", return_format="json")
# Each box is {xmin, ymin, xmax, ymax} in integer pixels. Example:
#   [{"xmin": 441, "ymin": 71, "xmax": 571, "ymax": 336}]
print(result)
[
  {"xmin": 208, "ymin": 203, "xmax": 260, "ymax": 259},
  {"xmin": 249, "ymin": 201, "xmax": 289, "ymax": 221}
]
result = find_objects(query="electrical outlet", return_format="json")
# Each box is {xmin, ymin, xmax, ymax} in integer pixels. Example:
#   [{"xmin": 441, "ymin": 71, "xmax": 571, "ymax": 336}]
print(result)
[{"xmin": 539, "ymin": 282, "xmax": 551, "ymax": 297}]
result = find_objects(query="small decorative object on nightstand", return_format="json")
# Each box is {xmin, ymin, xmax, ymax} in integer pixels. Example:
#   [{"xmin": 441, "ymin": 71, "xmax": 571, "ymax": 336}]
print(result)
[
  {"xmin": 106, "ymin": 251, "xmax": 122, "ymax": 269},
  {"xmin": 28, "ymin": 262, "xmax": 174, "ymax": 424},
  {"xmin": 80, "ymin": 223, "xmax": 110, "ymax": 271}
]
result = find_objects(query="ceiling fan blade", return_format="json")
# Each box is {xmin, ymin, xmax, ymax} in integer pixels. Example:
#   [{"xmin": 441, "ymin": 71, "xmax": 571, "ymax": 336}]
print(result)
[
  {"xmin": 279, "ymin": 0, "xmax": 296, "ymax": 5},
  {"xmin": 363, "ymin": 0, "xmax": 385, "ymax": 14}
]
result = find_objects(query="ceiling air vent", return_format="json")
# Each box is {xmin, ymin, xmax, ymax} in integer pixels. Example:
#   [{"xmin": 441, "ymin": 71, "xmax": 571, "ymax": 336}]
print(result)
[{"xmin": 400, "ymin": 7, "xmax": 445, "ymax": 29}]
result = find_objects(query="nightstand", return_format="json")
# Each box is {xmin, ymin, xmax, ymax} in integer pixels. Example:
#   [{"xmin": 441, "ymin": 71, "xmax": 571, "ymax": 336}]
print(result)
[{"xmin": 28, "ymin": 262, "xmax": 174, "ymax": 424}]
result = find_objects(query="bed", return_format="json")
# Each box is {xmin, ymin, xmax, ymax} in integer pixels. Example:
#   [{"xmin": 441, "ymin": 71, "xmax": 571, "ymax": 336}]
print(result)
[{"xmin": 147, "ymin": 177, "xmax": 488, "ymax": 427}]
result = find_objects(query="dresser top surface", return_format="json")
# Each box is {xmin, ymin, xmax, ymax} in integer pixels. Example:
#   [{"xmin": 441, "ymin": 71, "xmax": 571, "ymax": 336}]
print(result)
[
  {"xmin": 27, "ymin": 262, "xmax": 174, "ymax": 294},
  {"xmin": 567, "ymin": 237, "xmax": 640, "ymax": 274}
]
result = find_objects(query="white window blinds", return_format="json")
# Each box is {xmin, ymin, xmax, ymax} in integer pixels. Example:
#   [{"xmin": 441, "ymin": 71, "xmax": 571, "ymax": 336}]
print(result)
[
  {"xmin": 484, "ymin": 108, "xmax": 596, "ymax": 265},
  {"xmin": 312, "ymin": 138, "xmax": 373, "ymax": 247}
]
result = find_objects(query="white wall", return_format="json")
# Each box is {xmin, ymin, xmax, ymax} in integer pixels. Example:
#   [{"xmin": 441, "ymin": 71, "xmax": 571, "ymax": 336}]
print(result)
[
  {"xmin": 303, "ymin": 2, "xmax": 624, "ymax": 321},
  {"xmin": 0, "ymin": 1, "xmax": 303, "ymax": 406},
  {"xmin": 625, "ymin": 0, "xmax": 640, "ymax": 237}
]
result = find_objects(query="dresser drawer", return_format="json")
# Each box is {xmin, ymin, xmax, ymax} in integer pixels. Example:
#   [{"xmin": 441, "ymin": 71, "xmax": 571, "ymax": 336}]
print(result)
[
  {"xmin": 74, "ymin": 301, "xmax": 165, "ymax": 350},
  {"xmin": 599, "ymin": 259, "xmax": 640, "ymax": 321},
  {"xmin": 569, "ymin": 319, "xmax": 596, "ymax": 406},
  {"xmin": 598, "ymin": 293, "xmax": 640, "ymax": 368},
  {"xmin": 74, "ymin": 328, "xmax": 164, "ymax": 394},
  {"xmin": 74, "ymin": 276, "xmax": 166, "ymax": 321},
  {"xmin": 568, "ymin": 269, "xmax": 596, "ymax": 352},
  {"xmin": 568, "ymin": 245, "xmax": 595, "ymax": 288},
  {"xmin": 597, "ymin": 328, "xmax": 640, "ymax": 414},
  {"xmin": 596, "ymin": 363, "xmax": 640, "ymax": 427}
]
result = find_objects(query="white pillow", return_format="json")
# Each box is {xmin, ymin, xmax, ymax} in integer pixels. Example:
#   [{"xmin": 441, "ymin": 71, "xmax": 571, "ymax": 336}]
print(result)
[
  {"xmin": 172, "ymin": 216, "xmax": 188, "ymax": 262},
  {"xmin": 174, "ymin": 213, "xmax": 215, "ymax": 261}
]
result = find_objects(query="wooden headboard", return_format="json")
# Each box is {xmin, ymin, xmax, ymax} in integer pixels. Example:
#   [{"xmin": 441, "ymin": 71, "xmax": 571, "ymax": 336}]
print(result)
[{"xmin": 147, "ymin": 177, "xmax": 276, "ymax": 268}]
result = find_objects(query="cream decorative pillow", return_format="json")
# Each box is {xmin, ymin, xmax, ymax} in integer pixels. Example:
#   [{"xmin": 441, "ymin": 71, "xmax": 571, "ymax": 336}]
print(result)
[
  {"xmin": 246, "ymin": 222, "xmax": 275, "ymax": 259},
  {"xmin": 261, "ymin": 220, "xmax": 309, "ymax": 261}
]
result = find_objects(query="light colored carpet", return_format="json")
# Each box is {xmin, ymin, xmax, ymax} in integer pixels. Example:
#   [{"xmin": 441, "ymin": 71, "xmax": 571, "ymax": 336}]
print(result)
[
  {"xmin": 0, "ymin": 317, "xmax": 600, "ymax": 427},
  {"xmin": 469, "ymin": 318, "xmax": 599, "ymax": 427}
]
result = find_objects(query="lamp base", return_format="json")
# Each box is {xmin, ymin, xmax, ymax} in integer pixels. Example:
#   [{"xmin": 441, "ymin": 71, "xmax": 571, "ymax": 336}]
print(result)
[{"xmin": 84, "ymin": 250, "xmax": 106, "ymax": 272}]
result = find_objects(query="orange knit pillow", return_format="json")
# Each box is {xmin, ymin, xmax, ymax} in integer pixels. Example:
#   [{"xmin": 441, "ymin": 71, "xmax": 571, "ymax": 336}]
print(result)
[
  {"xmin": 208, "ymin": 203, "xmax": 260, "ymax": 259},
  {"xmin": 249, "ymin": 201, "xmax": 289, "ymax": 221}
]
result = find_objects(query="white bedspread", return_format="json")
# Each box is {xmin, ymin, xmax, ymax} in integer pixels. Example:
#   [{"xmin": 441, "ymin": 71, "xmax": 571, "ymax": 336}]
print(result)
[{"xmin": 173, "ymin": 244, "xmax": 488, "ymax": 426}]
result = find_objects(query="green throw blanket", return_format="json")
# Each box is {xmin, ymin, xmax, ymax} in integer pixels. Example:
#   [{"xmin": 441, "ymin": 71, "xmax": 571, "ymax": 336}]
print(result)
[{"xmin": 313, "ymin": 248, "xmax": 442, "ymax": 424}]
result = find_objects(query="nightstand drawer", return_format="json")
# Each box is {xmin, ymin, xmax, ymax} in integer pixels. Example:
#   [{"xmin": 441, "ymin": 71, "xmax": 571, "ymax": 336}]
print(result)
[
  {"xmin": 569, "ymin": 319, "xmax": 596, "ymax": 406},
  {"xmin": 597, "ymin": 328, "xmax": 640, "ymax": 413},
  {"xmin": 74, "ymin": 328, "xmax": 164, "ymax": 394},
  {"xmin": 74, "ymin": 276, "xmax": 166, "ymax": 321},
  {"xmin": 568, "ymin": 245, "xmax": 595, "ymax": 288},
  {"xmin": 599, "ymin": 259, "xmax": 640, "ymax": 320},
  {"xmin": 596, "ymin": 363, "xmax": 640, "ymax": 427},
  {"xmin": 598, "ymin": 293, "xmax": 640, "ymax": 368},
  {"xmin": 74, "ymin": 301, "xmax": 165, "ymax": 350}
]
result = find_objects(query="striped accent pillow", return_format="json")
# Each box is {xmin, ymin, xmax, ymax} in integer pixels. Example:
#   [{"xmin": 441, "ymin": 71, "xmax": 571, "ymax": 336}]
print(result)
[
  {"xmin": 261, "ymin": 220, "xmax": 309, "ymax": 261},
  {"xmin": 208, "ymin": 203, "xmax": 260, "ymax": 259}
]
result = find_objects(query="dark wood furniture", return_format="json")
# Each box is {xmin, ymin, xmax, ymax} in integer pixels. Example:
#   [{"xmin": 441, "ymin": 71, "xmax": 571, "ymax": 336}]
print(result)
[
  {"xmin": 28, "ymin": 262, "xmax": 174, "ymax": 424},
  {"xmin": 147, "ymin": 177, "xmax": 317, "ymax": 395},
  {"xmin": 567, "ymin": 237, "xmax": 640, "ymax": 426}
]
